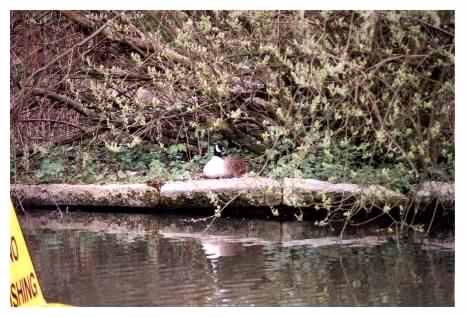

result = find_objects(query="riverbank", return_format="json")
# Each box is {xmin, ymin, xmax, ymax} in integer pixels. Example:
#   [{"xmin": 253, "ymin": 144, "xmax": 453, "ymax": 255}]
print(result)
[{"xmin": 11, "ymin": 177, "xmax": 454, "ymax": 231}]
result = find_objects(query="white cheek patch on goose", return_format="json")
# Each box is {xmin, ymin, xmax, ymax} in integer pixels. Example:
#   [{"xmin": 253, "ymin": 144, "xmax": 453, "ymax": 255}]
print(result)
[{"xmin": 203, "ymin": 156, "xmax": 226, "ymax": 178}]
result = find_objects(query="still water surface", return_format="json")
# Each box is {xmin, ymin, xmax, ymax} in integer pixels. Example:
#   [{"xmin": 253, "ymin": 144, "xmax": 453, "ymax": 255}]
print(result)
[{"xmin": 19, "ymin": 211, "xmax": 454, "ymax": 306}]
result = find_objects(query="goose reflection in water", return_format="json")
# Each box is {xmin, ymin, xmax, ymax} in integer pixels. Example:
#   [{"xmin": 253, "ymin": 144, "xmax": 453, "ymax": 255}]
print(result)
[{"xmin": 201, "ymin": 238, "xmax": 244, "ymax": 259}]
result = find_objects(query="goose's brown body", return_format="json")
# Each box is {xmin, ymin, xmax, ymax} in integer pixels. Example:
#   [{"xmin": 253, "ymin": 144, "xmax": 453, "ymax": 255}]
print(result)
[{"xmin": 223, "ymin": 155, "xmax": 248, "ymax": 177}]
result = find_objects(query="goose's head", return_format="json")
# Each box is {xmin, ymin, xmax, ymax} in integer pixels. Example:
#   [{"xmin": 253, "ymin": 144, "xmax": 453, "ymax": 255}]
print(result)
[{"xmin": 214, "ymin": 143, "xmax": 226, "ymax": 157}]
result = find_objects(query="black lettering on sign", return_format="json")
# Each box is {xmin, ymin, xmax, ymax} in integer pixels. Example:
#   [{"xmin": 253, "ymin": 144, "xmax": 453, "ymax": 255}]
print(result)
[
  {"xmin": 10, "ymin": 236, "xmax": 19, "ymax": 262},
  {"xmin": 10, "ymin": 283, "xmax": 18, "ymax": 307},
  {"xmin": 10, "ymin": 272, "xmax": 39, "ymax": 307}
]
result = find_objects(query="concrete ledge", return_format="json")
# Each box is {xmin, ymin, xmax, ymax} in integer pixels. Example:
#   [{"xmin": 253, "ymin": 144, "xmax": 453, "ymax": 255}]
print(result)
[
  {"xmin": 10, "ymin": 178, "xmax": 454, "ymax": 214},
  {"xmin": 160, "ymin": 177, "xmax": 282, "ymax": 208},
  {"xmin": 414, "ymin": 181, "xmax": 455, "ymax": 203},
  {"xmin": 283, "ymin": 178, "xmax": 361, "ymax": 207},
  {"xmin": 11, "ymin": 183, "xmax": 160, "ymax": 208}
]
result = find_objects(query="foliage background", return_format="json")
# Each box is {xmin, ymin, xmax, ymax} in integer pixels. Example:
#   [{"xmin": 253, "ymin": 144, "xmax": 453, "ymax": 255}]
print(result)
[{"xmin": 10, "ymin": 10, "xmax": 454, "ymax": 192}]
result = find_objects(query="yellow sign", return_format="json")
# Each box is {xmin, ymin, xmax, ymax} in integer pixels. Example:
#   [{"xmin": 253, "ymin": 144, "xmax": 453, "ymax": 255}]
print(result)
[{"xmin": 10, "ymin": 202, "xmax": 69, "ymax": 307}]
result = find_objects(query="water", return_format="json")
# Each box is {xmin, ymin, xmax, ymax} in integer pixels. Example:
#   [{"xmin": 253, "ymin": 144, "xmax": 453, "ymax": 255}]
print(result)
[{"xmin": 19, "ymin": 210, "xmax": 454, "ymax": 306}]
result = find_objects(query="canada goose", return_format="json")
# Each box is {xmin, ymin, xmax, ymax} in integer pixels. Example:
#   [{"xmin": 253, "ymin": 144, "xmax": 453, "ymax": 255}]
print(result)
[{"xmin": 203, "ymin": 144, "xmax": 248, "ymax": 178}]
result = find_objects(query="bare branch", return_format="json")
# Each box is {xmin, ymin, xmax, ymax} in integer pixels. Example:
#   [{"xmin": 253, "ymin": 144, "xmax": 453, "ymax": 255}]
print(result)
[
  {"xmin": 31, "ymin": 88, "xmax": 89, "ymax": 116},
  {"xmin": 23, "ymin": 15, "xmax": 115, "ymax": 88},
  {"xmin": 18, "ymin": 118, "xmax": 86, "ymax": 132}
]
